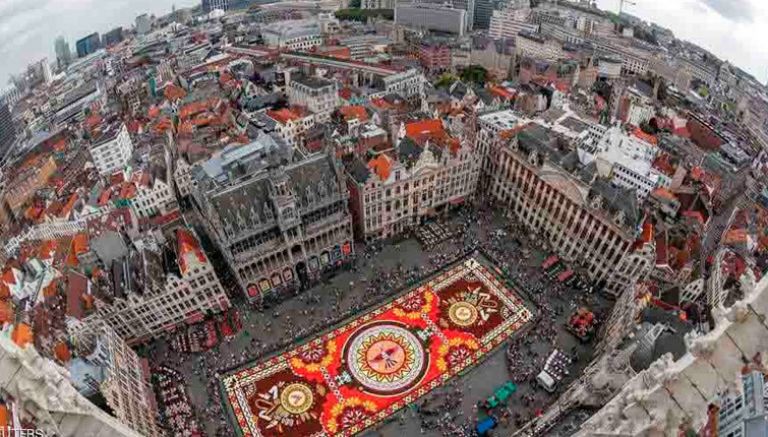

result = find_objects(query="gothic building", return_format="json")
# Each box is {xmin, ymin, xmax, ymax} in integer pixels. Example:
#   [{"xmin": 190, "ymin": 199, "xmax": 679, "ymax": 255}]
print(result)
[{"xmin": 192, "ymin": 138, "xmax": 354, "ymax": 303}]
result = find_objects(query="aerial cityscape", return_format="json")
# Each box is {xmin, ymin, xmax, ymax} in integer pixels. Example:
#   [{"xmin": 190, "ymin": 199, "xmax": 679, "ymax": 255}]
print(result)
[{"xmin": 1, "ymin": 0, "xmax": 768, "ymax": 436}]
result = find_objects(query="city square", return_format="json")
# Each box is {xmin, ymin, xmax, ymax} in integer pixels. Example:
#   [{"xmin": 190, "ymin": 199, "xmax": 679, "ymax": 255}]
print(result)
[
  {"xmin": 219, "ymin": 255, "xmax": 533, "ymax": 436},
  {"xmin": 143, "ymin": 207, "xmax": 614, "ymax": 437}
]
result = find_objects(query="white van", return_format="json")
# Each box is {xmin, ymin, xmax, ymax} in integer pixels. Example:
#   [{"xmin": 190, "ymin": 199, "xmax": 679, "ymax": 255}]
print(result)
[{"xmin": 536, "ymin": 370, "xmax": 557, "ymax": 393}]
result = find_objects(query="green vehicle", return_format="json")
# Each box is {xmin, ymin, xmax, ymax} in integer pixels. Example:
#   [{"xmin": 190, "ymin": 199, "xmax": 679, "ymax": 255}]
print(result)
[{"xmin": 484, "ymin": 382, "xmax": 517, "ymax": 409}]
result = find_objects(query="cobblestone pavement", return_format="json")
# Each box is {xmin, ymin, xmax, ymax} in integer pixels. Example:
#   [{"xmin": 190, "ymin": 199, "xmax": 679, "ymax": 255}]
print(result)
[{"xmin": 143, "ymin": 206, "xmax": 614, "ymax": 436}]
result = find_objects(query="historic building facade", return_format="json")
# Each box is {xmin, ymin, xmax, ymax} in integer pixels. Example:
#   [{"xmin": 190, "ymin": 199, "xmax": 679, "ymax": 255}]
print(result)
[
  {"xmin": 70, "ymin": 229, "xmax": 231, "ymax": 345},
  {"xmin": 344, "ymin": 120, "xmax": 480, "ymax": 241},
  {"xmin": 193, "ymin": 151, "xmax": 354, "ymax": 303},
  {"xmin": 477, "ymin": 111, "xmax": 654, "ymax": 296}
]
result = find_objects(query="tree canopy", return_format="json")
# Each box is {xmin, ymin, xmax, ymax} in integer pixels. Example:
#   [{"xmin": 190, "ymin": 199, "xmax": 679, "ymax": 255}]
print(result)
[
  {"xmin": 334, "ymin": 8, "xmax": 393, "ymax": 22},
  {"xmin": 459, "ymin": 65, "xmax": 488, "ymax": 85}
]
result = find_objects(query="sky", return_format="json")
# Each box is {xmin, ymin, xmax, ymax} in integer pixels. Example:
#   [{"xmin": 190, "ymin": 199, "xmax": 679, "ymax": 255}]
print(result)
[
  {"xmin": 0, "ymin": 0, "xmax": 197, "ymax": 86},
  {"xmin": 0, "ymin": 0, "xmax": 767, "ymax": 85},
  {"xmin": 595, "ymin": 0, "xmax": 768, "ymax": 82}
]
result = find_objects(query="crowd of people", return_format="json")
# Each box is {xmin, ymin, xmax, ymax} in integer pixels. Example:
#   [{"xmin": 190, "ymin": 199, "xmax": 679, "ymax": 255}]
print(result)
[{"xmin": 145, "ymin": 202, "xmax": 609, "ymax": 436}]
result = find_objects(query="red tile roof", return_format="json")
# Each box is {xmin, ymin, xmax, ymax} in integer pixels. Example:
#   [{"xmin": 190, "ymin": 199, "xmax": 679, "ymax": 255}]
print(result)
[
  {"xmin": 689, "ymin": 166, "xmax": 705, "ymax": 181},
  {"xmin": 0, "ymin": 300, "xmax": 12, "ymax": 324},
  {"xmin": 59, "ymin": 193, "xmax": 79, "ymax": 219},
  {"xmin": 405, "ymin": 119, "xmax": 460, "ymax": 154},
  {"xmin": 66, "ymin": 233, "xmax": 89, "ymax": 268},
  {"xmin": 370, "ymin": 97, "xmax": 393, "ymax": 109},
  {"xmin": 339, "ymin": 105, "xmax": 369, "ymax": 122},
  {"xmin": 39, "ymin": 240, "xmax": 57, "ymax": 260},
  {"xmin": 632, "ymin": 127, "xmax": 658, "ymax": 145},
  {"xmin": 639, "ymin": 217, "xmax": 654, "ymax": 244},
  {"xmin": 652, "ymin": 153, "xmax": 676, "ymax": 176},
  {"xmin": 368, "ymin": 154, "xmax": 392, "ymax": 181},
  {"xmin": 0, "ymin": 403, "xmax": 9, "ymax": 428},
  {"xmin": 405, "ymin": 119, "xmax": 444, "ymax": 138},
  {"xmin": 119, "ymin": 182, "xmax": 137, "ymax": 199},
  {"xmin": 11, "ymin": 323, "xmax": 33, "ymax": 348},
  {"xmin": 652, "ymin": 187, "xmax": 677, "ymax": 202},
  {"xmin": 164, "ymin": 84, "xmax": 187, "ymax": 101},
  {"xmin": 66, "ymin": 271, "xmax": 88, "ymax": 320},
  {"xmin": 339, "ymin": 88, "xmax": 353, "ymax": 100},
  {"xmin": 177, "ymin": 229, "xmax": 207, "ymax": 274},
  {"xmin": 489, "ymin": 85, "xmax": 515, "ymax": 100},
  {"xmin": 43, "ymin": 278, "xmax": 59, "ymax": 298},
  {"xmin": 54, "ymin": 341, "xmax": 71, "ymax": 362},
  {"xmin": 267, "ymin": 106, "xmax": 308, "ymax": 124}
]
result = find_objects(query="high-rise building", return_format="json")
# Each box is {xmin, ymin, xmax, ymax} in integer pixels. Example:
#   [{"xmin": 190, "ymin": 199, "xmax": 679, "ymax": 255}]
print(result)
[
  {"xmin": 69, "ymin": 324, "xmax": 162, "ymax": 437},
  {"xmin": 88, "ymin": 121, "xmax": 133, "ymax": 176},
  {"xmin": 0, "ymin": 330, "xmax": 142, "ymax": 437},
  {"xmin": 54, "ymin": 36, "xmax": 72, "ymax": 68},
  {"xmin": 75, "ymin": 32, "xmax": 101, "ymax": 58},
  {"xmin": 452, "ymin": 0, "xmax": 475, "ymax": 31},
  {"xmin": 103, "ymin": 27, "xmax": 125, "ymax": 46},
  {"xmin": 0, "ymin": 101, "xmax": 16, "ymax": 161},
  {"xmin": 395, "ymin": 4, "xmax": 468, "ymax": 36},
  {"xmin": 489, "ymin": 8, "xmax": 539, "ymax": 39},
  {"xmin": 473, "ymin": 0, "xmax": 494, "ymax": 29},
  {"xmin": 202, "ymin": 0, "xmax": 229, "ymax": 13},
  {"xmin": 718, "ymin": 371, "xmax": 768, "ymax": 437},
  {"xmin": 135, "ymin": 14, "xmax": 151, "ymax": 35}
]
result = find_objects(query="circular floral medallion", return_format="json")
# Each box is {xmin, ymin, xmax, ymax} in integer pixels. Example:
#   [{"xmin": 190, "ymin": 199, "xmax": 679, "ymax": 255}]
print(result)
[
  {"xmin": 344, "ymin": 322, "xmax": 427, "ymax": 395},
  {"xmin": 448, "ymin": 301, "xmax": 479, "ymax": 327},
  {"xmin": 279, "ymin": 383, "xmax": 314, "ymax": 415}
]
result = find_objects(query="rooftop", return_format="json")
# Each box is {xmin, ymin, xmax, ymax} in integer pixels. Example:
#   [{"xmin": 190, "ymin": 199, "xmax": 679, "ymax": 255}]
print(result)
[{"xmin": 291, "ymin": 75, "xmax": 336, "ymax": 90}]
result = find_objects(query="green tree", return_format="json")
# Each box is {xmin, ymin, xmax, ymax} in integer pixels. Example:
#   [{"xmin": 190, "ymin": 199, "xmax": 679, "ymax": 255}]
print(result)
[
  {"xmin": 334, "ymin": 8, "xmax": 393, "ymax": 22},
  {"xmin": 460, "ymin": 65, "xmax": 488, "ymax": 85},
  {"xmin": 434, "ymin": 73, "xmax": 458, "ymax": 89}
]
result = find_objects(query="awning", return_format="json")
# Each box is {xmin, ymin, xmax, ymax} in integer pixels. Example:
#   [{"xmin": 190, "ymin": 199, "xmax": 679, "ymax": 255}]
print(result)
[
  {"xmin": 185, "ymin": 311, "xmax": 205, "ymax": 324},
  {"xmin": 449, "ymin": 196, "xmax": 465, "ymax": 205},
  {"xmin": 557, "ymin": 270, "xmax": 574, "ymax": 283},
  {"xmin": 541, "ymin": 255, "xmax": 559, "ymax": 269}
]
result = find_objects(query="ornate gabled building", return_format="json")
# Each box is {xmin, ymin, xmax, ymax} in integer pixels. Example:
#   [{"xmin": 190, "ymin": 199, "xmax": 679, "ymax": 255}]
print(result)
[
  {"xmin": 68, "ymin": 228, "xmax": 230, "ymax": 345},
  {"xmin": 343, "ymin": 118, "xmax": 480, "ymax": 241},
  {"xmin": 478, "ymin": 110, "xmax": 654, "ymax": 296},
  {"xmin": 192, "ymin": 143, "xmax": 354, "ymax": 303}
]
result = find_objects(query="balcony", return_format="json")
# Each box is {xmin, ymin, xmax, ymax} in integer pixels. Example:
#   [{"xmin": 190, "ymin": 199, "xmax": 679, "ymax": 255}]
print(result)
[
  {"xmin": 304, "ymin": 211, "xmax": 348, "ymax": 236},
  {"xmin": 232, "ymin": 239, "xmax": 282, "ymax": 263}
]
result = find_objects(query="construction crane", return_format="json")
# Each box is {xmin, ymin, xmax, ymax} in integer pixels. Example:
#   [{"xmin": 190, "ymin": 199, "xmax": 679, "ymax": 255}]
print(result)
[{"xmin": 618, "ymin": 0, "xmax": 636, "ymax": 16}]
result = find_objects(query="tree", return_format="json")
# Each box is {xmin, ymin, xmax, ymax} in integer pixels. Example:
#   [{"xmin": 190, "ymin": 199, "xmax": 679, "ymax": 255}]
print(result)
[
  {"xmin": 460, "ymin": 65, "xmax": 488, "ymax": 85},
  {"xmin": 334, "ymin": 8, "xmax": 393, "ymax": 22},
  {"xmin": 434, "ymin": 73, "xmax": 458, "ymax": 89}
]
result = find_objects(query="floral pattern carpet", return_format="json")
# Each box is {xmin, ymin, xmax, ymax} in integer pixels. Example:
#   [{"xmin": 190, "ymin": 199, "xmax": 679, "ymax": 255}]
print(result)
[{"xmin": 220, "ymin": 257, "xmax": 533, "ymax": 437}]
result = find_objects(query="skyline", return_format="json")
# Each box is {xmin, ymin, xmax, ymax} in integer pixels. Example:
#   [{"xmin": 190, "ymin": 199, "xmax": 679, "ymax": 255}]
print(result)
[
  {"xmin": 0, "ymin": 0, "xmax": 197, "ymax": 86},
  {"xmin": 0, "ymin": 0, "xmax": 766, "ymax": 86},
  {"xmin": 595, "ymin": 0, "xmax": 768, "ymax": 83}
]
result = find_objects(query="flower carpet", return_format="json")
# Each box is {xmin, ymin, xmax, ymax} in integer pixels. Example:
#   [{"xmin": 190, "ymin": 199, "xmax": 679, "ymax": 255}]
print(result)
[{"xmin": 220, "ymin": 256, "xmax": 533, "ymax": 436}]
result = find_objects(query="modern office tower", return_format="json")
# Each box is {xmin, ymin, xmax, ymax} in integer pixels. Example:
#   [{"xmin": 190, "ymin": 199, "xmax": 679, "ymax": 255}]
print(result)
[{"xmin": 75, "ymin": 33, "xmax": 101, "ymax": 58}]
